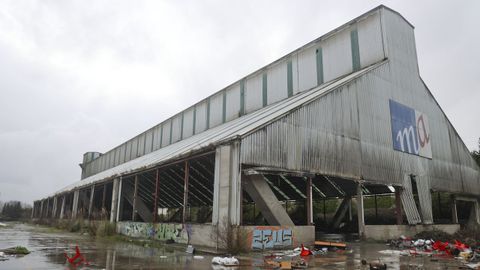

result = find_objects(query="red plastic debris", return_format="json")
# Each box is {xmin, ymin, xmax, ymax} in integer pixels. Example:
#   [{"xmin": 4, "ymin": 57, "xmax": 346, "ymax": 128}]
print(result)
[
  {"xmin": 64, "ymin": 246, "xmax": 89, "ymax": 267},
  {"xmin": 300, "ymin": 244, "xmax": 312, "ymax": 257}
]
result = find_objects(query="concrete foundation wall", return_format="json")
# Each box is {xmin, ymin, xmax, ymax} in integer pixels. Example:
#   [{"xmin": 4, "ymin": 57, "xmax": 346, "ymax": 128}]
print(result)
[
  {"xmin": 365, "ymin": 224, "xmax": 460, "ymax": 241},
  {"xmin": 116, "ymin": 222, "xmax": 314, "ymax": 251}
]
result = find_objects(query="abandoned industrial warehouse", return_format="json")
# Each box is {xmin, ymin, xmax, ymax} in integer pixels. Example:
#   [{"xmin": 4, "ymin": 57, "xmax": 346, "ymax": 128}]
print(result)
[{"xmin": 32, "ymin": 5, "xmax": 480, "ymax": 249}]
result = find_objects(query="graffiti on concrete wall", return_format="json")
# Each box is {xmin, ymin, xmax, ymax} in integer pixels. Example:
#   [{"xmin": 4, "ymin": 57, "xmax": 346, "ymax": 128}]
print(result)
[
  {"xmin": 118, "ymin": 222, "xmax": 190, "ymax": 244},
  {"xmin": 250, "ymin": 226, "xmax": 293, "ymax": 249}
]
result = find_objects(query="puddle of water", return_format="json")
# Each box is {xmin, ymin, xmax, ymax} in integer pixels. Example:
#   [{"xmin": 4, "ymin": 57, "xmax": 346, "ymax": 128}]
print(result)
[{"xmin": 0, "ymin": 222, "xmax": 469, "ymax": 269}]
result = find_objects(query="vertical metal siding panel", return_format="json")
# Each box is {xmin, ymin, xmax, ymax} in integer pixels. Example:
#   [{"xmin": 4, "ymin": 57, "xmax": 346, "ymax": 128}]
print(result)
[
  {"xmin": 117, "ymin": 145, "xmax": 123, "ymax": 164},
  {"xmin": 291, "ymin": 53, "xmax": 300, "ymax": 95},
  {"xmin": 245, "ymin": 74, "xmax": 263, "ymax": 113},
  {"xmin": 144, "ymin": 129, "xmax": 153, "ymax": 155},
  {"xmin": 241, "ymin": 80, "xmax": 362, "ymax": 179},
  {"xmin": 182, "ymin": 108, "xmax": 194, "ymax": 139},
  {"xmin": 297, "ymin": 46, "xmax": 317, "ymax": 92},
  {"xmin": 400, "ymin": 174, "xmax": 422, "ymax": 224},
  {"xmin": 137, "ymin": 133, "xmax": 146, "ymax": 157},
  {"xmin": 358, "ymin": 12, "xmax": 384, "ymax": 68},
  {"xmin": 161, "ymin": 119, "xmax": 171, "ymax": 147},
  {"xmin": 267, "ymin": 62, "xmax": 288, "ymax": 105},
  {"xmin": 416, "ymin": 175, "xmax": 433, "ymax": 224},
  {"xmin": 225, "ymin": 84, "xmax": 241, "ymax": 121},
  {"xmin": 209, "ymin": 92, "xmax": 223, "ymax": 128},
  {"xmin": 125, "ymin": 141, "xmax": 131, "ymax": 162},
  {"xmin": 383, "ymin": 9, "xmax": 419, "ymax": 76},
  {"xmin": 152, "ymin": 125, "xmax": 162, "ymax": 151},
  {"xmin": 118, "ymin": 144, "xmax": 125, "ymax": 164},
  {"xmin": 323, "ymin": 29, "xmax": 353, "ymax": 82},
  {"xmin": 195, "ymin": 101, "xmax": 207, "ymax": 134},
  {"xmin": 131, "ymin": 137, "xmax": 139, "ymax": 159},
  {"xmin": 171, "ymin": 115, "xmax": 182, "ymax": 143}
]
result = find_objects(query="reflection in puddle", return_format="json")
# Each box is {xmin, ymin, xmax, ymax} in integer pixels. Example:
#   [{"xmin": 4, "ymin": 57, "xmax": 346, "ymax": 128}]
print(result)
[{"xmin": 0, "ymin": 223, "xmax": 469, "ymax": 269}]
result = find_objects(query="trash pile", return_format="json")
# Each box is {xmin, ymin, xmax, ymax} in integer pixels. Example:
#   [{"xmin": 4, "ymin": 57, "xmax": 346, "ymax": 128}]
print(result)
[
  {"xmin": 386, "ymin": 235, "xmax": 480, "ymax": 269},
  {"xmin": 256, "ymin": 242, "xmax": 348, "ymax": 269}
]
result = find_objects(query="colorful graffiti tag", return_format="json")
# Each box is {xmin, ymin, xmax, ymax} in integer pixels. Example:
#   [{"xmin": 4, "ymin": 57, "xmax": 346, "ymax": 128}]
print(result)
[
  {"xmin": 250, "ymin": 226, "xmax": 293, "ymax": 249},
  {"xmin": 118, "ymin": 222, "xmax": 189, "ymax": 244},
  {"xmin": 389, "ymin": 99, "xmax": 432, "ymax": 158}
]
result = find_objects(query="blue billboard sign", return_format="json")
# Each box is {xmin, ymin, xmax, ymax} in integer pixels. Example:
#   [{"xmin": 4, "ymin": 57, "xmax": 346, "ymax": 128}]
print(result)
[{"xmin": 389, "ymin": 100, "xmax": 432, "ymax": 158}]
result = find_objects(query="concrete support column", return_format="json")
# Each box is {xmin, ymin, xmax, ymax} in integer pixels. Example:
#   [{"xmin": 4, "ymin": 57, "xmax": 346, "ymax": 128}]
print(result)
[
  {"xmin": 356, "ymin": 183, "xmax": 365, "ymax": 239},
  {"xmin": 153, "ymin": 169, "xmax": 159, "ymax": 223},
  {"xmin": 182, "ymin": 161, "xmax": 189, "ymax": 223},
  {"xmin": 132, "ymin": 176, "xmax": 139, "ymax": 221},
  {"xmin": 88, "ymin": 185, "xmax": 95, "ymax": 219},
  {"xmin": 52, "ymin": 197, "xmax": 58, "ymax": 219},
  {"xmin": 306, "ymin": 177, "xmax": 313, "ymax": 225},
  {"xmin": 116, "ymin": 178, "xmax": 123, "ymax": 222},
  {"xmin": 39, "ymin": 200, "xmax": 43, "ymax": 219},
  {"xmin": 212, "ymin": 142, "xmax": 241, "ymax": 226},
  {"xmin": 110, "ymin": 178, "xmax": 120, "ymax": 223},
  {"xmin": 395, "ymin": 188, "xmax": 403, "ymax": 225},
  {"xmin": 451, "ymin": 196, "xmax": 458, "ymax": 224},
  {"xmin": 72, "ymin": 190, "xmax": 80, "ymax": 219},
  {"xmin": 31, "ymin": 202, "xmax": 36, "ymax": 219},
  {"xmin": 59, "ymin": 196, "xmax": 66, "ymax": 219},
  {"xmin": 243, "ymin": 174, "xmax": 294, "ymax": 226}
]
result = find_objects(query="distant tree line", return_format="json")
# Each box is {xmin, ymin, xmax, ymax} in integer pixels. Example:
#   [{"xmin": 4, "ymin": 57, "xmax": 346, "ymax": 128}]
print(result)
[{"xmin": 0, "ymin": 201, "xmax": 31, "ymax": 221}]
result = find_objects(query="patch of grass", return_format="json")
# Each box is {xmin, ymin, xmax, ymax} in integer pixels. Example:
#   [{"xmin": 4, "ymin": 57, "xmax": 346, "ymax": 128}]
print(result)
[{"xmin": 2, "ymin": 246, "xmax": 30, "ymax": 255}]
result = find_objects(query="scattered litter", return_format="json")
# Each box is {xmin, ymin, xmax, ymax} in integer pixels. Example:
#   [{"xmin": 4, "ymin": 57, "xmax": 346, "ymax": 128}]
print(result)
[
  {"xmin": 314, "ymin": 240, "xmax": 347, "ymax": 250},
  {"xmin": 193, "ymin": 255, "xmax": 204, "ymax": 259},
  {"xmin": 185, "ymin": 245, "xmax": 194, "ymax": 254},
  {"xmin": 291, "ymin": 258, "xmax": 308, "ymax": 269},
  {"xmin": 211, "ymin": 256, "xmax": 239, "ymax": 266},
  {"xmin": 159, "ymin": 255, "xmax": 167, "ymax": 259},
  {"xmin": 0, "ymin": 223, "xmax": 7, "ymax": 227},
  {"xmin": 279, "ymin": 261, "xmax": 292, "ymax": 269}
]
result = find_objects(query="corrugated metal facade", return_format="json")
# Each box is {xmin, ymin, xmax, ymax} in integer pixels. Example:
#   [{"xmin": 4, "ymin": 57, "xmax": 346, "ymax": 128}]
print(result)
[
  {"xmin": 240, "ymin": 8, "xmax": 480, "ymax": 199},
  {"xmin": 81, "ymin": 7, "xmax": 386, "ymax": 179}
]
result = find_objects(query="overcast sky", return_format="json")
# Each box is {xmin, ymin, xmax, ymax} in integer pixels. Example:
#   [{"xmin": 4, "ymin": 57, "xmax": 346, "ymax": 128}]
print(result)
[{"xmin": 0, "ymin": 0, "xmax": 479, "ymax": 204}]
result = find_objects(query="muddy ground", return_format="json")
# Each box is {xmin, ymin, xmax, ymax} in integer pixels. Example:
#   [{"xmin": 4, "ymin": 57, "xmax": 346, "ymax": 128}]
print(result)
[{"xmin": 0, "ymin": 222, "xmax": 469, "ymax": 269}]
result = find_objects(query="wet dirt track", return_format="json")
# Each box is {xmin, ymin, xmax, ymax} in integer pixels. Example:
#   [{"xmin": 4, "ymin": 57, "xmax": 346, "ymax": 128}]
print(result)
[{"xmin": 0, "ymin": 223, "xmax": 468, "ymax": 269}]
